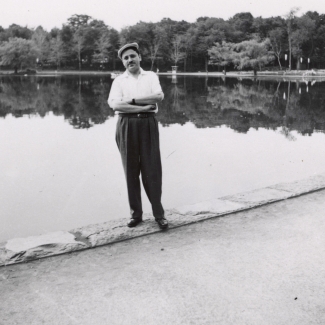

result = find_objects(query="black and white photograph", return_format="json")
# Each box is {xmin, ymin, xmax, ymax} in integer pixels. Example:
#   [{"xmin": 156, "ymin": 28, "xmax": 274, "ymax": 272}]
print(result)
[{"xmin": 1, "ymin": 0, "xmax": 325, "ymax": 324}]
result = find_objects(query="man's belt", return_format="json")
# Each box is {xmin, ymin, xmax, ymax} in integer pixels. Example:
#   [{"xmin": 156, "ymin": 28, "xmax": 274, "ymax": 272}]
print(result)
[{"xmin": 119, "ymin": 113, "xmax": 155, "ymax": 118}]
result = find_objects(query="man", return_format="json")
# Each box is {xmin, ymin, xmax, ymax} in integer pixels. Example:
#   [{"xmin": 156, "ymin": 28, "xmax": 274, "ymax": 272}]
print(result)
[{"xmin": 108, "ymin": 43, "xmax": 168, "ymax": 230}]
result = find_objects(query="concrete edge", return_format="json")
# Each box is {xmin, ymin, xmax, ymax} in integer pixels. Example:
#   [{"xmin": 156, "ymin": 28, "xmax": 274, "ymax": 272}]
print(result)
[{"xmin": 1, "ymin": 172, "xmax": 325, "ymax": 267}]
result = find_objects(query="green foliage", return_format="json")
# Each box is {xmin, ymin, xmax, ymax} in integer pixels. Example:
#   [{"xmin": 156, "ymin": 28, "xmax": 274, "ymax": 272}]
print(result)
[
  {"xmin": 120, "ymin": 21, "xmax": 169, "ymax": 70},
  {"xmin": 291, "ymin": 15, "xmax": 316, "ymax": 58},
  {"xmin": 253, "ymin": 16, "xmax": 286, "ymax": 39},
  {"xmin": 284, "ymin": 7, "xmax": 300, "ymax": 70},
  {"xmin": 229, "ymin": 12, "xmax": 255, "ymax": 40},
  {"xmin": 169, "ymin": 35, "xmax": 186, "ymax": 66},
  {"xmin": 209, "ymin": 39, "xmax": 274, "ymax": 73},
  {"xmin": 0, "ymin": 24, "xmax": 33, "ymax": 42},
  {"xmin": 65, "ymin": 15, "xmax": 116, "ymax": 70},
  {"xmin": 32, "ymin": 26, "xmax": 50, "ymax": 62},
  {"xmin": 269, "ymin": 28, "xmax": 286, "ymax": 68},
  {"xmin": 67, "ymin": 15, "xmax": 92, "ymax": 30},
  {"xmin": 232, "ymin": 39, "xmax": 274, "ymax": 72},
  {"xmin": 92, "ymin": 29, "xmax": 111, "ymax": 64},
  {"xmin": 208, "ymin": 41, "xmax": 234, "ymax": 68},
  {"xmin": 0, "ymin": 37, "xmax": 38, "ymax": 72},
  {"xmin": 48, "ymin": 34, "xmax": 68, "ymax": 69},
  {"xmin": 7, "ymin": 24, "xmax": 32, "ymax": 40},
  {"xmin": 2, "ymin": 8, "xmax": 325, "ymax": 71}
]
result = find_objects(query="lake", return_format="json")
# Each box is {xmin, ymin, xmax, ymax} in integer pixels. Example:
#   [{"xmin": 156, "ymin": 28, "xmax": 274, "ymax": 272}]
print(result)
[{"xmin": 1, "ymin": 74, "xmax": 325, "ymax": 242}]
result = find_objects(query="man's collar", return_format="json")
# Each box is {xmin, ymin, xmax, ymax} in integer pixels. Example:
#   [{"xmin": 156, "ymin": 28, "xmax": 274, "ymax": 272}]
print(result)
[{"xmin": 121, "ymin": 68, "xmax": 148, "ymax": 78}]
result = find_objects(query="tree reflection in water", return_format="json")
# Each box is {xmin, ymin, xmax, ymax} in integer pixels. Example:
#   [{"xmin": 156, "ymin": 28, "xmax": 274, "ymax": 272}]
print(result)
[
  {"xmin": 1, "ymin": 75, "xmax": 325, "ymax": 137},
  {"xmin": 158, "ymin": 76, "xmax": 325, "ymax": 137},
  {"xmin": 0, "ymin": 75, "xmax": 114, "ymax": 128}
]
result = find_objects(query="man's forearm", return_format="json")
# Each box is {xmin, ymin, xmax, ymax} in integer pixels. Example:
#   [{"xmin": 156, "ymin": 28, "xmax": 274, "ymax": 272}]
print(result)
[
  {"xmin": 112, "ymin": 102, "xmax": 155, "ymax": 113},
  {"xmin": 132, "ymin": 92, "xmax": 164, "ymax": 105}
]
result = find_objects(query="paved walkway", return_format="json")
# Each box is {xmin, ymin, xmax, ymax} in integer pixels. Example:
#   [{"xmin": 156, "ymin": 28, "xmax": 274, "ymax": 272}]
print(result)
[{"xmin": 1, "ymin": 189, "xmax": 325, "ymax": 325}]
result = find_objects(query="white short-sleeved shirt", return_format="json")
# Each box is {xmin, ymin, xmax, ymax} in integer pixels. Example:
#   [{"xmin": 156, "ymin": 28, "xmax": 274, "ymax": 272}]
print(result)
[{"xmin": 108, "ymin": 68, "xmax": 164, "ymax": 113}]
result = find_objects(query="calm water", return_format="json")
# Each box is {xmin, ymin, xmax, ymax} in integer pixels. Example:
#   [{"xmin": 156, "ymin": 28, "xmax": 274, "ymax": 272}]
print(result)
[{"xmin": 1, "ymin": 75, "xmax": 325, "ymax": 242}]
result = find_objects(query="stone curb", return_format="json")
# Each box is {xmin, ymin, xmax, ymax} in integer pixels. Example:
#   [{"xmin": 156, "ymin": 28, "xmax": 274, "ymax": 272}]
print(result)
[{"xmin": 1, "ymin": 173, "xmax": 325, "ymax": 267}]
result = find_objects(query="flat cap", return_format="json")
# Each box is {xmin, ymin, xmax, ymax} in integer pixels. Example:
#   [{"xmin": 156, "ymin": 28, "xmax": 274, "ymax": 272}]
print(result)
[{"xmin": 117, "ymin": 43, "xmax": 139, "ymax": 60}]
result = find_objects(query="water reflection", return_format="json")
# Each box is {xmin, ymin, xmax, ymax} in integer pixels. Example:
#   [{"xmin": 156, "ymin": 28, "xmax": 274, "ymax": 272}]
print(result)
[
  {"xmin": 1, "ymin": 75, "xmax": 325, "ymax": 242},
  {"xmin": 159, "ymin": 76, "xmax": 325, "ymax": 137},
  {"xmin": 0, "ymin": 76, "xmax": 114, "ymax": 128},
  {"xmin": 1, "ymin": 75, "xmax": 325, "ymax": 136}
]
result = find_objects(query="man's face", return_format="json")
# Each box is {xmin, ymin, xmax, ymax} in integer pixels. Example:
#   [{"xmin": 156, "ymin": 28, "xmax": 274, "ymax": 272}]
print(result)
[{"xmin": 122, "ymin": 49, "xmax": 141, "ymax": 74}]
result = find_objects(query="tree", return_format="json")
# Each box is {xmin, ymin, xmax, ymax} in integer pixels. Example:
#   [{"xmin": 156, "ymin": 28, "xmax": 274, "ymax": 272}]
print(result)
[
  {"xmin": 120, "ymin": 21, "xmax": 167, "ymax": 70},
  {"xmin": 73, "ymin": 27, "xmax": 87, "ymax": 70},
  {"xmin": 89, "ymin": 19, "xmax": 107, "ymax": 29},
  {"xmin": 59, "ymin": 25, "xmax": 74, "ymax": 66},
  {"xmin": 49, "ymin": 27, "xmax": 60, "ymax": 39},
  {"xmin": 304, "ymin": 12, "xmax": 325, "ymax": 68},
  {"xmin": 154, "ymin": 18, "xmax": 181, "ymax": 67},
  {"xmin": 67, "ymin": 14, "xmax": 96, "ymax": 69},
  {"xmin": 0, "ymin": 37, "xmax": 38, "ymax": 73},
  {"xmin": 67, "ymin": 14, "xmax": 92, "ymax": 30},
  {"xmin": 92, "ymin": 29, "xmax": 111, "ymax": 69},
  {"xmin": 208, "ymin": 41, "xmax": 234, "ymax": 74},
  {"xmin": 284, "ymin": 7, "xmax": 300, "ymax": 70},
  {"xmin": 0, "ymin": 26, "xmax": 6, "ymax": 42},
  {"xmin": 0, "ymin": 37, "xmax": 39, "ymax": 73},
  {"xmin": 209, "ymin": 39, "xmax": 274, "ymax": 75},
  {"xmin": 0, "ymin": 24, "xmax": 33, "ymax": 42},
  {"xmin": 146, "ymin": 24, "xmax": 167, "ymax": 71},
  {"xmin": 195, "ymin": 18, "xmax": 227, "ymax": 71},
  {"xmin": 81, "ymin": 26, "xmax": 102, "ymax": 64},
  {"xmin": 291, "ymin": 14, "xmax": 316, "ymax": 69},
  {"xmin": 48, "ymin": 34, "xmax": 68, "ymax": 69},
  {"xmin": 232, "ymin": 38, "xmax": 274, "ymax": 75},
  {"xmin": 253, "ymin": 16, "xmax": 285, "ymax": 39},
  {"xmin": 179, "ymin": 31, "xmax": 195, "ymax": 72},
  {"xmin": 4, "ymin": 10, "xmax": 325, "ymax": 72},
  {"xmin": 108, "ymin": 28, "xmax": 119, "ymax": 70},
  {"xmin": 119, "ymin": 22, "xmax": 148, "ymax": 49},
  {"xmin": 313, "ymin": 20, "xmax": 325, "ymax": 68},
  {"xmin": 169, "ymin": 35, "xmax": 186, "ymax": 67},
  {"xmin": 228, "ymin": 12, "xmax": 255, "ymax": 41},
  {"xmin": 269, "ymin": 28, "xmax": 286, "ymax": 69},
  {"xmin": 32, "ymin": 26, "xmax": 50, "ymax": 65},
  {"xmin": 6, "ymin": 24, "xmax": 32, "ymax": 39}
]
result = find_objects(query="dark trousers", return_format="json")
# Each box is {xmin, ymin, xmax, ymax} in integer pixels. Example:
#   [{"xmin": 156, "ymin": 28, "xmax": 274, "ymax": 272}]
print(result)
[{"xmin": 116, "ymin": 114, "xmax": 164, "ymax": 220}]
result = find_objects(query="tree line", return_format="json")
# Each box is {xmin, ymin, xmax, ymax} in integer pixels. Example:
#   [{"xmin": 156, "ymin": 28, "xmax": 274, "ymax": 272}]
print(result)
[{"xmin": 1, "ymin": 9, "xmax": 325, "ymax": 73}]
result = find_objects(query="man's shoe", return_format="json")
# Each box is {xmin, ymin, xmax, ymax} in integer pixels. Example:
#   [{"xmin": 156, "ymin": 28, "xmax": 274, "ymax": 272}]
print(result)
[
  {"xmin": 127, "ymin": 218, "xmax": 143, "ymax": 228},
  {"xmin": 156, "ymin": 217, "xmax": 168, "ymax": 230}
]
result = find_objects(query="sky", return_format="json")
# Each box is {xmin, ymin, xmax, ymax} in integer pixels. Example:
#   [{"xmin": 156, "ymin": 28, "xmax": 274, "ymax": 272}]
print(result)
[{"xmin": 1, "ymin": 0, "xmax": 325, "ymax": 32}]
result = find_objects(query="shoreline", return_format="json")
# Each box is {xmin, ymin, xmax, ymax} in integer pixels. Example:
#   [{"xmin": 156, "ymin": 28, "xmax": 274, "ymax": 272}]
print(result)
[
  {"xmin": 1, "ymin": 69, "xmax": 325, "ymax": 79},
  {"xmin": 1, "ymin": 172, "xmax": 325, "ymax": 267}
]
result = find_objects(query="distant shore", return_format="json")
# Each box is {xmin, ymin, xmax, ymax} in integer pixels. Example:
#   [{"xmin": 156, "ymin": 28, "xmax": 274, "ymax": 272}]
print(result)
[{"xmin": 1, "ymin": 69, "xmax": 325, "ymax": 79}]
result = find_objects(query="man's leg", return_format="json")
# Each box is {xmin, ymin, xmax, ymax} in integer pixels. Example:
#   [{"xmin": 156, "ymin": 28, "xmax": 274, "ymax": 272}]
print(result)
[
  {"xmin": 139, "ymin": 117, "xmax": 167, "ymax": 228},
  {"xmin": 116, "ymin": 116, "xmax": 143, "ymax": 223}
]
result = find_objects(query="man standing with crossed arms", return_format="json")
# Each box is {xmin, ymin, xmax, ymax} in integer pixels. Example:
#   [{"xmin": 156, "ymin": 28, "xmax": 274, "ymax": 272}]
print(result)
[{"xmin": 108, "ymin": 42, "xmax": 168, "ymax": 230}]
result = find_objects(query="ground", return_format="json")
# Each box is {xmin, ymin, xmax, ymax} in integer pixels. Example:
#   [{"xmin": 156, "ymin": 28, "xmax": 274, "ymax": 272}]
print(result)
[{"xmin": 1, "ymin": 190, "xmax": 325, "ymax": 325}]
